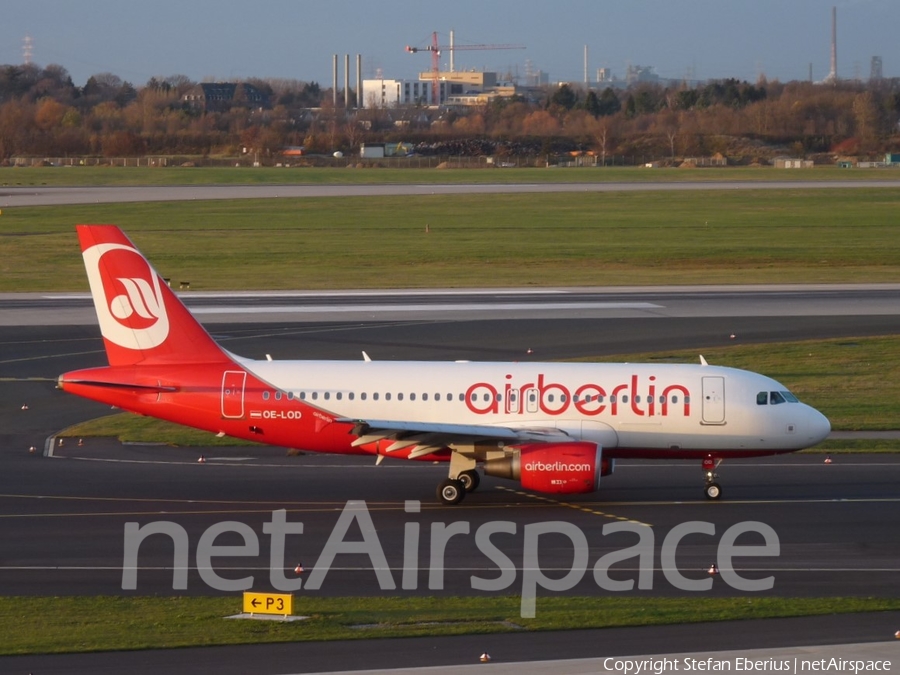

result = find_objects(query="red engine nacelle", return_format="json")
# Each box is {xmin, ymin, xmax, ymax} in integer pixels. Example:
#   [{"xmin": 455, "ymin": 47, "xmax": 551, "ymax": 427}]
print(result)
[{"xmin": 484, "ymin": 442, "xmax": 604, "ymax": 495}]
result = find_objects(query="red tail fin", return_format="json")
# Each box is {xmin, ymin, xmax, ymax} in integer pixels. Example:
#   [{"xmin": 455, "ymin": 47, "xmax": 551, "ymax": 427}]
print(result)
[{"xmin": 77, "ymin": 225, "xmax": 229, "ymax": 367}]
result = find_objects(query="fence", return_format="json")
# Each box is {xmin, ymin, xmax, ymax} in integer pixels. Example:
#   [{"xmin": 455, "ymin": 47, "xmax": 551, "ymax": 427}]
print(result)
[{"xmin": 9, "ymin": 154, "xmax": 686, "ymax": 169}]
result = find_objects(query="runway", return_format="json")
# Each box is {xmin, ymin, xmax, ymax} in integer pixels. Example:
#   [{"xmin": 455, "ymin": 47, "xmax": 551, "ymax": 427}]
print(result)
[
  {"xmin": 4, "ymin": 284, "xmax": 900, "ymax": 326},
  {"xmin": 2, "ymin": 292, "xmax": 900, "ymax": 670},
  {"xmin": 2, "ymin": 179, "xmax": 900, "ymax": 207},
  {"xmin": 5, "ymin": 440, "xmax": 899, "ymax": 598},
  {"xmin": 3, "ymin": 296, "xmax": 900, "ymax": 598}
]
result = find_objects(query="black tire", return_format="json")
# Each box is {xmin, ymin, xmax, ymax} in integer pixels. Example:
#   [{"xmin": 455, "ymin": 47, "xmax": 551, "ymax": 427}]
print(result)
[
  {"xmin": 457, "ymin": 470, "xmax": 480, "ymax": 493},
  {"xmin": 437, "ymin": 478, "xmax": 465, "ymax": 505},
  {"xmin": 705, "ymin": 482, "xmax": 722, "ymax": 500}
]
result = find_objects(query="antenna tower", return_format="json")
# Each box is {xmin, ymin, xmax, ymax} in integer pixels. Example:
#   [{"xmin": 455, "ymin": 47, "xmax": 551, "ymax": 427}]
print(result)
[{"xmin": 23, "ymin": 35, "xmax": 33, "ymax": 65}]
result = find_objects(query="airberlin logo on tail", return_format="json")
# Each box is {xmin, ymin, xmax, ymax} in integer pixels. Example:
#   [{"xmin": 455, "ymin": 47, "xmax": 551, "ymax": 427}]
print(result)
[
  {"xmin": 109, "ymin": 277, "xmax": 163, "ymax": 322},
  {"xmin": 83, "ymin": 242, "xmax": 170, "ymax": 351}
]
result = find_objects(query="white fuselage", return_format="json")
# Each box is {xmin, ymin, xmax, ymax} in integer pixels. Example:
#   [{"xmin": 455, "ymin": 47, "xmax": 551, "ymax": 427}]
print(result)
[{"xmin": 238, "ymin": 359, "xmax": 831, "ymax": 457}]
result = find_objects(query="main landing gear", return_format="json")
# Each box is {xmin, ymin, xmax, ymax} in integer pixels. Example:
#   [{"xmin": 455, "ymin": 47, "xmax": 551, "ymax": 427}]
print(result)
[
  {"xmin": 702, "ymin": 455, "xmax": 722, "ymax": 500},
  {"xmin": 437, "ymin": 452, "xmax": 481, "ymax": 505},
  {"xmin": 436, "ymin": 470, "xmax": 480, "ymax": 505}
]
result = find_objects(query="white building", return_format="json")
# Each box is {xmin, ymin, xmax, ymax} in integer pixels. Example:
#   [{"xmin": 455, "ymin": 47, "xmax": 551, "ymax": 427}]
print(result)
[{"xmin": 362, "ymin": 79, "xmax": 447, "ymax": 108}]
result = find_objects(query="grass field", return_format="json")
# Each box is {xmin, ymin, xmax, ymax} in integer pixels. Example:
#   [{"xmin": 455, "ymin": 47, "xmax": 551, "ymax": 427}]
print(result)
[
  {"xmin": 4, "ymin": 187, "xmax": 900, "ymax": 290},
  {"xmin": 2, "ymin": 596, "xmax": 897, "ymax": 655},
  {"xmin": 2, "ymin": 165, "xmax": 900, "ymax": 187}
]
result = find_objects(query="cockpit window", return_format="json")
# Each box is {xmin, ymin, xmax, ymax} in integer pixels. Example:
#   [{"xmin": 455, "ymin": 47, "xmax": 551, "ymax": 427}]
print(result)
[{"xmin": 758, "ymin": 390, "xmax": 799, "ymax": 405}]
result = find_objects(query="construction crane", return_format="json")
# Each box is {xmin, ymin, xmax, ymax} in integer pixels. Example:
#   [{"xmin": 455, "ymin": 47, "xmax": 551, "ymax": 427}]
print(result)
[{"xmin": 405, "ymin": 31, "xmax": 525, "ymax": 105}]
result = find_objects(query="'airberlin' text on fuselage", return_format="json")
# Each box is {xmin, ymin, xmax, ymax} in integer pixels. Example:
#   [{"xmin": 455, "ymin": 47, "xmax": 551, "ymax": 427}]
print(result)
[{"xmin": 464, "ymin": 374, "xmax": 691, "ymax": 417}]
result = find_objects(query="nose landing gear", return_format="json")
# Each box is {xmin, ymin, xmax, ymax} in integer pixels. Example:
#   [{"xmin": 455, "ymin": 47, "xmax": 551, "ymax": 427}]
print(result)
[{"xmin": 702, "ymin": 455, "xmax": 722, "ymax": 500}]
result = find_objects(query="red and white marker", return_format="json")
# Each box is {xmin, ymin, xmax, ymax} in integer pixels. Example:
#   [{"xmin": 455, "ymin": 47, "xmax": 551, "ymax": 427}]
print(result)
[
  {"xmin": 824, "ymin": 456, "xmax": 832, "ymax": 464},
  {"xmin": 197, "ymin": 455, "xmax": 206, "ymax": 463},
  {"xmin": 480, "ymin": 652, "xmax": 492, "ymax": 663},
  {"xmin": 294, "ymin": 563, "xmax": 304, "ymax": 574},
  {"xmin": 708, "ymin": 563, "xmax": 719, "ymax": 575}
]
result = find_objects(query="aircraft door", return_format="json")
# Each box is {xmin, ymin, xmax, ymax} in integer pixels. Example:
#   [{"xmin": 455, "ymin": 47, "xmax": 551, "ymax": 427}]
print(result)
[
  {"xmin": 525, "ymin": 389, "xmax": 539, "ymax": 413},
  {"xmin": 506, "ymin": 388, "xmax": 520, "ymax": 414},
  {"xmin": 221, "ymin": 370, "xmax": 247, "ymax": 419},
  {"xmin": 701, "ymin": 376, "xmax": 725, "ymax": 425}
]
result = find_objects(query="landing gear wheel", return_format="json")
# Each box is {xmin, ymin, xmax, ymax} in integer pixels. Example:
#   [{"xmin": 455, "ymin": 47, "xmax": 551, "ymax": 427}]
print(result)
[
  {"xmin": 457, "ymin": 470, "xmax": 480, "ymax": 493},
  {"xmin": 437, "ymin": 479, "xmax": 465, "ymax": 505},
  {"xmin": 705, "ymin": 482, "xmax": 722, "ymax": 500}
]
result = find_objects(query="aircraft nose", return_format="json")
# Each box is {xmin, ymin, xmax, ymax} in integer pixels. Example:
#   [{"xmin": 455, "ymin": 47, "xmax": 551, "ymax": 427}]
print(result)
[{"xmin": 807, "ymin": 406, "xmax": 831, "ymax": 444}]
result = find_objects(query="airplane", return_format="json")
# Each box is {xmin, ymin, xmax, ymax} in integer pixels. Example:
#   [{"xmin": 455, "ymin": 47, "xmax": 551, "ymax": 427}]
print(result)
[{"xmin": 59, "ymin": 225, "xmax": 831, "ymax": 505}]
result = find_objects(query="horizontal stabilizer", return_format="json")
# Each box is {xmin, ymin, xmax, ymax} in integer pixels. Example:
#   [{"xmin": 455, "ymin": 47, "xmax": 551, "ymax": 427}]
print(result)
[{"xmin": 59, "ymin": 379, "xmax": 178, "ymax": 393}]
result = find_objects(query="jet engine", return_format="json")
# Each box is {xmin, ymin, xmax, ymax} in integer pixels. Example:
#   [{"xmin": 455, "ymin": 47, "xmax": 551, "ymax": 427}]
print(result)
[{"xmin": 483, "ymin": 442, "xmax": 607, "ymax": 495}]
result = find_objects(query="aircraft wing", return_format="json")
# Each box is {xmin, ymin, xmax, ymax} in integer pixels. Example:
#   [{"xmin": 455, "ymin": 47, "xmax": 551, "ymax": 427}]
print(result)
[{"xmin": 336, "ymin": 417, "xmax": 572, "ymax": 459}]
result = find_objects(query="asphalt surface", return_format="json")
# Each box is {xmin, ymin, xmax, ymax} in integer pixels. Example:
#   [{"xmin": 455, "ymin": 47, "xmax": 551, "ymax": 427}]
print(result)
[
  {"xmin": 2, "ymin": 292, "xmax": 900, "ymax": 672},
  {"xmin": 5, "ymin": 440, "xmax": 898, "ymax": 599},
  {"xmin": 2, "ymin": 179, "xmax": 900, "ymax": 207},
  {"xmin": 4, "ymin": 284, "xmax": 900, "ymax": 325}
]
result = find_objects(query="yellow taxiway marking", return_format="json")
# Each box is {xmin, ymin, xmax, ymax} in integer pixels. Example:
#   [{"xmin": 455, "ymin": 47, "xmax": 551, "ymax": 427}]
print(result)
[{"xmin": 495, "ymin": 486, "xmax": 652, "ymax": 527}]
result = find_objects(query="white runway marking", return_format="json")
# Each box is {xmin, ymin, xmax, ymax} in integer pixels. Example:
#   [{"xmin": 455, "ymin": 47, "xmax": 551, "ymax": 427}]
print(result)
[{"xmin": 188, "ymin": 302, "xmax": 662, "ymax": 315}]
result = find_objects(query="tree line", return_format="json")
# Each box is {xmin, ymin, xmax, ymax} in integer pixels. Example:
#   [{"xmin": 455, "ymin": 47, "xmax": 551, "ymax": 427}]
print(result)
[{"xmin": 1, "ymin": 62, "xmax": 899, "ymax": 162}]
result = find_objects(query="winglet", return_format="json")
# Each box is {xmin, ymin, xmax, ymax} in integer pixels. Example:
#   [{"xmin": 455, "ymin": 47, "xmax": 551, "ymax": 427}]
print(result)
[
  {"xmin": 699, "ymin": 355, "xmax": 709, "ymax": 366},
  {"xmin": 362, "ymin": 351, "xmax": 372, "ymax": 362}
]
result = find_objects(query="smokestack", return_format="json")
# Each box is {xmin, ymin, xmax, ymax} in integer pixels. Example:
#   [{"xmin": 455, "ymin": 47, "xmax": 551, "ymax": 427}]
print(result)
[
  {"xmin": 829, "ymin": 6, "xmax": 837, "ymax": 82},
  {"xmin": 450, "ymin": 29, "xmax": 455, "ymax": 73},
  {"xmin": 356, "ymin": 54, "xmax": 362, "ymax": 109},
  {"xmin": 584, "ymin": 45, "xmax": 589, "ymax": 87},
  {"xmin": 344, "ymin": 54, "xmax": 350, "ymax": 108},
  {"xmin": 332, "ymin": 54, "xmax": 338, "ymax": 106}
]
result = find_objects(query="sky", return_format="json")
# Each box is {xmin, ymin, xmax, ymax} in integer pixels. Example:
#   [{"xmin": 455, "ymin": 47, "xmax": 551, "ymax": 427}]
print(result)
[{"xmin": 3, "ymin": 0, "xmax": 899, "ymax": 88}]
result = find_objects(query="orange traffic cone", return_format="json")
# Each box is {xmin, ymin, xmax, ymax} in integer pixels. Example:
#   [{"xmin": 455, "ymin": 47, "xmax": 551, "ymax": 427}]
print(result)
[
  {"xmin": 20, "ymin": 404, "xmax": 28, "ymax": 410},
  {"xmin": 28, "ymin": 446, "xmax": 36, "ymax": 454},
  {"xmin": 197, "ymin": 455, "xmax": 206, "ymax": 463},
  {"xmin": 824, "ymin": 455, "xmax": 832, "ymax": 464},
  {"xmin": 708, "ymin": 563, "xmax": 719, "ymax": 575},
  {"xmin": 480, "ymin": 652, "xmax": 492, "ymax": 663},
  {"xmin": 294, "ymin": 563, "xmax": 304, "ymax": 574}
]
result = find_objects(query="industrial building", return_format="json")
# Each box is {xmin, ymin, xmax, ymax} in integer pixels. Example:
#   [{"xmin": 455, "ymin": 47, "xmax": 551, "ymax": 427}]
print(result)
[{"xmin": 362, "ymin": 70, "xmax": 518, "ymax": 108}]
